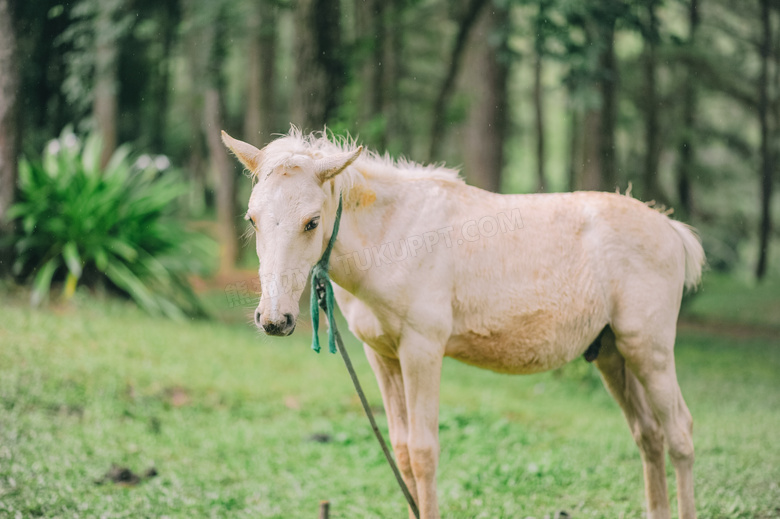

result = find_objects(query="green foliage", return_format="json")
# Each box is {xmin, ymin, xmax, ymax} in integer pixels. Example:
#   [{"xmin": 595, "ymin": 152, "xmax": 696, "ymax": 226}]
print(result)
[
  {"xmin": 8, "ymin": 129, "xmax": 215, "ymax": 319},
  {"xmin": 58, "ymin": 0, "xmax": 134, "ymax": 123},
  {"xmin": 9, "ymin": 0, "xmax": 779, "ymax": 278}
]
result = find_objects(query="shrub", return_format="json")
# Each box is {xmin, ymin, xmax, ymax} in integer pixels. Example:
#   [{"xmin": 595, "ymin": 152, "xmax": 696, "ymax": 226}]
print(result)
[{"xmin": 8, "ymin": 129, "xmax": 215, "ymax": 319}]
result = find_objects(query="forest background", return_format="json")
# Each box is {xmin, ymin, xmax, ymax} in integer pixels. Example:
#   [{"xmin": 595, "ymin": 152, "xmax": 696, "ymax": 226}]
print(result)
[{"xmin": 0, "ymin": 0, "xmax": 777, "ymax": 280}]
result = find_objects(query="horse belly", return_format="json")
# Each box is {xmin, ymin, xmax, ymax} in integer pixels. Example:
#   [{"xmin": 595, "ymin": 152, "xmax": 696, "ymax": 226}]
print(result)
[{"xmin": 445, "ymin": 311, "xmax": 598, "ymax": 375}]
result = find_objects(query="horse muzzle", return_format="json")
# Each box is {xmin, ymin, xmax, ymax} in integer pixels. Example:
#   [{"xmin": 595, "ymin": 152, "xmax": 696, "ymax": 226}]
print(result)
[{"xmin": 256, "ymin": 310, "xmax": 296, "ymax": 336}]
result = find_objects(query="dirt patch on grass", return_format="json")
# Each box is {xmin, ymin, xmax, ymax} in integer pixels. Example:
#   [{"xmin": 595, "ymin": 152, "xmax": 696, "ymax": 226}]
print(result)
[
  {"xmin": 95, "ymin": 465, "xmax": 158, "ymax": 486},
  {"xmin": 678, "ymin": 317, "xmax": 780, "ymax": 341},
  {"xmin": 165, "ymin": 386, "xmax": 191, "ymax": 407}
]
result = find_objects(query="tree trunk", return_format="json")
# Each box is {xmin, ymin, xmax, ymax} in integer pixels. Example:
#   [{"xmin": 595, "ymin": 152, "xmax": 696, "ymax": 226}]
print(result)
[
  {"xmin": 567, "ymin": 99, "xmax": 582, "ymax": 192},
  {"xmin": 93, "ymin": 0, "xmax": 122, "ymax": 169},
  {"xmin": 385, "ymin": 0, "xmax": 407, "ymax": 154},
  {"xmin": 292, "ymin": 0, "xmax": 345, "ymax": 131},
  {"xmin": 677, "ymin": 0, "xmax": 700, "ymax": 218},
  {"xmin": 533, "ymin": 49, "xmax": 546, "ymax": 192},
  {"xmin": 642, "ymin": 0, "xmax": 663, "ymax": 202},
  {"xmin": 460, "ymin": 3, "xmax": 509, "ymax": 193},
  {"xmin": 580, "ymin": 17, "xmax": 617, "ymax": 192},
  {"xmin": 205, "ymin": 88, "xmax": 238, "ymax": 272},
  {"xmin": 0, "ymin": 0, "xmax": 18, "ymax": 242},
  {"xmin": 773, "ymin": 3, "xmax": 780, "ymax": 221},
  {"xmin": 428, "ymin": 0, "xmax": 488, "ymax": 162},
  {"xmin": 599, "ymin": 19, "xmax": 618, "ymax": 192},
  {"xmin": 204, "ymin": 4, "xmax": 238, "ymax": 272},
  {"xmin": 244, "ymin": 0, "xmax": 277, "ymax": 147},
  {"xmin": 182, "ymin": 0, "xmax": 208, "ymax": 214},
  {"xmin": 533, "ymin": 0, "xmax": 550, "ymax": 192},
  {"xmin": 149, "ymin": 2, "xmax": 176, "ymax": 152},
  {"xmin": 580, "ymin": 108, "xmax": 603, "ymax": 191},
  {"xmin": 756, "ymin": 0, "xmax": 773, "ymax": 280},
  {"xmin": 355, "ymin": 0, "xmax": 387, "ymax": 149}
]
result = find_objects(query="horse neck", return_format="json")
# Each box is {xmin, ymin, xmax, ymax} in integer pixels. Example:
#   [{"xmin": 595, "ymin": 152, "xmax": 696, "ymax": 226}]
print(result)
[{"xmin": 327, "ymin": 170, "xmax": 409, "ymax": 294}]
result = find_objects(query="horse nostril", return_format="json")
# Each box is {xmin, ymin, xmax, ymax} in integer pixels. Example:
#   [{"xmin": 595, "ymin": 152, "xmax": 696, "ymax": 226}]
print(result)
[
  {"xmin": 259, "ymin": 314, "xmax": 294, "ymax": 336},
  {"xmin": 254, "ymin": 309, "xmax": 262, "ymax": 327}
]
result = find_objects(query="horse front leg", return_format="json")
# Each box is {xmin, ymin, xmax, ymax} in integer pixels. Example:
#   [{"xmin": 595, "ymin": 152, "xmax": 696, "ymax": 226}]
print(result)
[
  {"xmin": 363, "ymin": 345, "xmax": 419, "ymax": 519},
  {"xmin": 398, "ymin": 331, "xmax": 444, "ymax": 519}
]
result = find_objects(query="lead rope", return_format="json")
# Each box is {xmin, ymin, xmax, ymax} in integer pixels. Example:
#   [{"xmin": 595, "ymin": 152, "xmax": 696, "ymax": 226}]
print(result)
[{"xmin": 310, "ymin": 194, "xmax": 421, "ymax": 519}]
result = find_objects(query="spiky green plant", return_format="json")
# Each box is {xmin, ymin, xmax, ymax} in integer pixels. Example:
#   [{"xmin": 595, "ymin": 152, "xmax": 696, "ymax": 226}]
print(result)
[{"xmin": 8, "ymin": 129, "xmax": 215, "ymax": 319}]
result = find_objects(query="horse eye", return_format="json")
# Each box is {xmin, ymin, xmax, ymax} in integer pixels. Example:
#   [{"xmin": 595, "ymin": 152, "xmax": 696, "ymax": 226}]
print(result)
[{"xmin": 304, "ymin": 218, "xmax": 319, "ymax": 232}]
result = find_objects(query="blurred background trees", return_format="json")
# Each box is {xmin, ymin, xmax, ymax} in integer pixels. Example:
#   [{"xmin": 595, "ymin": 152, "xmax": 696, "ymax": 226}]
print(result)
[
  {"xmin": 1, "ymin": 0, "xmax": 778, "ymax": 281},
  {"xmin": 0, "ymin": 0, "xmax": 18, "ymax": 249}
]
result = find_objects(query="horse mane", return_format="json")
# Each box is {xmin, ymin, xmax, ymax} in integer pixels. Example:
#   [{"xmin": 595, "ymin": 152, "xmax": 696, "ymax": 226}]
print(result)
[
  {"xmin": 616, "ymin": 182, "xmax": 675, "ymax": 216},
  {"xmin": 256, "ymin": 126, "xmax": 464, "ymax": 188}
]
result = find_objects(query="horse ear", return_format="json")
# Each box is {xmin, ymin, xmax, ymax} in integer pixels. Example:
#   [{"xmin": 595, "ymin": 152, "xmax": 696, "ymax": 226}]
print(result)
[
  {"xmin": 221, "ymin": 131, "xmax": 264, "ymax": 172},
  {"xmin": 315, "ymin": 146, "xmax": 363, "ymax": 183}
]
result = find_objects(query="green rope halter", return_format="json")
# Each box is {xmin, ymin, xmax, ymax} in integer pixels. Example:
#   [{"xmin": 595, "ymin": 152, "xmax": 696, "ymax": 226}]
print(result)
[{"xmin": 309, "ymin": 194, "xmax": 343, "ymax": 354}]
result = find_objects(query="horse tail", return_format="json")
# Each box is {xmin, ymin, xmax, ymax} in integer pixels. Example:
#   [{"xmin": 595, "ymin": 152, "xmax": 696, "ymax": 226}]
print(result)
[{"xmin": 668, "ymin": 219, "xmax": 705, "ymax": 291}]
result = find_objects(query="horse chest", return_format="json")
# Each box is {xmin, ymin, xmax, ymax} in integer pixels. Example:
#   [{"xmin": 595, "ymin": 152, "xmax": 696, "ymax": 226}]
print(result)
[{"xmin": 342, "ymin": 302, "xmax": 402, "ymax": 359}]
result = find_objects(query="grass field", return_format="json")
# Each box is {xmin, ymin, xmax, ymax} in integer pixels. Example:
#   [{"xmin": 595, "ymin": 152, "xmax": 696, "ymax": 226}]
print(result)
[{"xmin": 1, "ymin": 274, "xmax": 779, "ymax": 518}]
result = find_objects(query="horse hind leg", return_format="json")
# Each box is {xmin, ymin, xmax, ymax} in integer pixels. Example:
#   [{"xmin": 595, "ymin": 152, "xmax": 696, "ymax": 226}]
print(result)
[
  {"xmin": 594, "ymin": 328, "xmax": 672, "ymax": 519},
  {"xmin": 620, "ymin": 333, "xmax": 696, "ymax": 519},
  {"xmin": 612, "ymin": 323, "xmax": 697, "ymax": 519}
]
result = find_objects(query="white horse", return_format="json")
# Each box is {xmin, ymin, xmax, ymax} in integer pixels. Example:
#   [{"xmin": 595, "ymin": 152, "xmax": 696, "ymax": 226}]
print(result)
[{"xmin": 222, "ymin": 128, "xmax": 704, "ymax": 519}]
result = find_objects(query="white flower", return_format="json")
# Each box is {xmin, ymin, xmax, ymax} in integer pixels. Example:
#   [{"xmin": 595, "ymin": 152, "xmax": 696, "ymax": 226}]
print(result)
[
  {"xmin": 154, "ymin": 155, "xmax": 171, "ymax": 171},
  {"xmin": 63, "ymin": 133, "xmax": 78, "ymax": 149},
  {"xmin": 135, "ymin": 154, "xmax": 153, "ymax": 170},
  {"xmin": 46, "ymin": 140, "xmax": 61, "ymax": 155}
]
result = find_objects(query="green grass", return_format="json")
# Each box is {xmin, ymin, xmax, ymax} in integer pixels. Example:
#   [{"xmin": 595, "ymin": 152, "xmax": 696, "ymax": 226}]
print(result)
[
  {"xmin": 1, "ymin": 277, "xmax": 779, "ymax": 518},
  {"xmin": 681, "ymin": 272, "xmax": 780, "ymax": 330}
]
